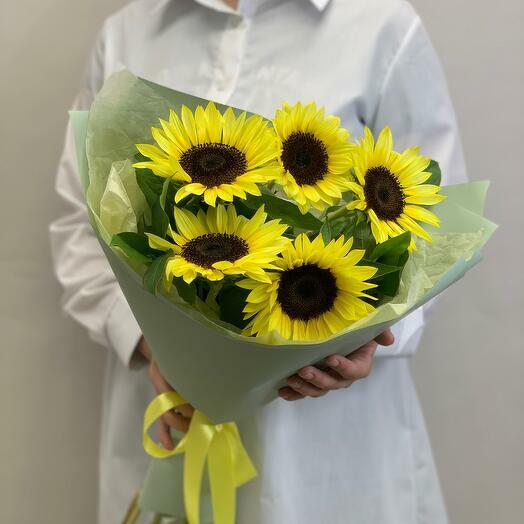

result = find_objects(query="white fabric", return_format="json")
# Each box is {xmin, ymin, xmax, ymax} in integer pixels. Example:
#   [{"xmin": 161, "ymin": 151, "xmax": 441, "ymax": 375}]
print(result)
[{"xmin": 49, "ymin": 0, "xmax": 467, "ymax": 523}]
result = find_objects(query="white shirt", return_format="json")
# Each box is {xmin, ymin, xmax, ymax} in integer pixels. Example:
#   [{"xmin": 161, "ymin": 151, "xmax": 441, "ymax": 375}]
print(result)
[{"xmin": 49, "ymin": 1, "xmax": 467, "ymax": 523}]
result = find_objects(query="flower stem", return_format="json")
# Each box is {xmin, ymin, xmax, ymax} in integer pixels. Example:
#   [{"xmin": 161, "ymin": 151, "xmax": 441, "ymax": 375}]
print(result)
[{"xmin": 327, "ymin": 206, "xmax": 350, "ymax": 221}]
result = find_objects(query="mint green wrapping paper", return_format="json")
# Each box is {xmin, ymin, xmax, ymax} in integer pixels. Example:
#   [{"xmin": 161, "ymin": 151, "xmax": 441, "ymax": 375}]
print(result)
[{"xmin": 69, "ymin": 70, "xmax": 497, "ymax": 519}]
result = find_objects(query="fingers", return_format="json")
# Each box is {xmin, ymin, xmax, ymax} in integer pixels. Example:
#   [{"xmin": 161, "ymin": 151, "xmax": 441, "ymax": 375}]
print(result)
[
  {"xmin": 285, "ymin": 374, "xmax": 328, "ymax": 398},
  {"xmin": 278, "ymin": 386, "xmax": 305, "ymax": 401},
  {"xmin": 280, "ymin": 335, "xmax": 385, "ymax": 401},
  {"xmin": 148, "ymin": 360, "xmax": 172, "ymax": 394},
  {"xmin": 175, "ymin": 403, "xmax": 195, "ymax": 419},
  {"xmin": 326, "ymin": 341, "xmax": 377, "ymax": 381},
  {"xmin": 297, "ymin": 366, "xmax": 348, "ymax": 390},
  {"xmin": 162, "ymin": 410, "xmax": 191, "ymax": 433},
  {"xmin": 157, "ymin": 417, "xmax": 174, "ymax": 450},
  {"xmin": 280, "ymin": 337, "xmax": 381, "ymax": 401},
  {"xmin": 375, "ymin": 328, "xmax": 395, "ymax": 346},
  {"xmin": 148, "ymin": 359, "xmax": 194, "ymax": 435}
]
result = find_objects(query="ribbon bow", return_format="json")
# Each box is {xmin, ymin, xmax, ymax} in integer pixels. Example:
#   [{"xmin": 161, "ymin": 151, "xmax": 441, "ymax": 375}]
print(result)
[{"xmin": 143, "ymin": 391, "xmax": 257, "ymax": 524}]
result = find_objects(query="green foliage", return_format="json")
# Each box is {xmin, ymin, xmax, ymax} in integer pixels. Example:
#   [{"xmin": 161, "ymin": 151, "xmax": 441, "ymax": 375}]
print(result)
[
  {"xmin": 135, "ymin": 167, "xmax": 165, "ymax": 208},
  {"xmin": 143, "ymin": 252, "xmax": 171, "ymax": 295},
  {"xmin": 111, "ymin": 232, "xmax": 163, "ymax": 264},
  {"xmin": 173, "ymin": 278, "xmax": 197, "ymax": 304},
  {"xmin": 232, "ymin": 199, "xmax": 257, "ymax": 219},
  {"xmin": 180, "ymin": 195, "xmax": 204, "ymax": 216},
  {"xmin": 135, "ymin": 171, "xmax": 177, "ymax": 237},
  {"xmin": 368, "ymin": 232, "xmax": 411, "ymax": 263},
  {"xmin": 351, "ymin": 220, "xmax": 376, "ymax": 252},
  {"xmin": 320, "ymin": 220, "xmax": 332, "ymax": 243},
  {"xmin": 151, "ymin": 199, "xmax": 169, "ymax": 237},
  {"xmin": 217, "ymin": 284, "xmax": 250, "ymax": 330},
  {"xmin": 425, "ymin": 159, "xmax": 442, "ymax": 186},
  {"xmin": 329, "ymin": 214, "xmax": 357, "ymax": 239},
  {"xmin": 363, "ymin": 232, "xmax": 411, "ymax": 300},
  {"xmin": 366, "ymin": 261, "xmax": 403, "ymax": 279},
  {"xmin": 242, "ymin": 193, "xmax": 322, "ymax": 232},
  {"xmin": 323, "ymin": 210, "xmax": 376, "ymax": 252}
]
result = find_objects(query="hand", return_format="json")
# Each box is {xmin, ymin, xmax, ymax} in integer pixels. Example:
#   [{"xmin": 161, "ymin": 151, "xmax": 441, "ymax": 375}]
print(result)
[
  {"xmin": 137, "ymin": 336, "xmax": 195, "ymax": 449},
  {"xmin": 278, "ymin": 329, "xmax": 395, "ymax": 401}
]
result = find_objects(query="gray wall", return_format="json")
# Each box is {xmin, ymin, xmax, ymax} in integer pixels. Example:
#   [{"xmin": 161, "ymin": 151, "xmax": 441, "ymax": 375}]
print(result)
[
  {"xmin": 0, "ymin": 1, "xmax": 522, "ymax": 523},
  {"xmin": 411, "ymin": 2, "xmax": 524, "ymax": 523}
]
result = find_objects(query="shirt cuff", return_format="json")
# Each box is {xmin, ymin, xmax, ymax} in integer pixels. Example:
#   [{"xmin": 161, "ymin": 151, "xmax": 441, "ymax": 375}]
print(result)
[{"xmin": 106, "ymin": 291, "xmax": 143, "ymax": 368}]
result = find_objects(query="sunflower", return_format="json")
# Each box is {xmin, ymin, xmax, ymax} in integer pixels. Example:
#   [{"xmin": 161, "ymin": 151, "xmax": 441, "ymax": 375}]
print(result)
[
  {"xmin": 133, "ymin": 102, "xmax": 280, "ymax": 207},
  {"xmin": 238, "ymin": 234, "xmax": 377, "ymax": 341},
  {"xmin": 272, "ymin": 102, "xmax": 355, "ymax": 213},
  {"xmin": 146, "ymin": 205, "xmax": 289, "ymax": 285},
  {"xmin": 346, "ymin": 127, "xmax": 445, "ymax": 250}
]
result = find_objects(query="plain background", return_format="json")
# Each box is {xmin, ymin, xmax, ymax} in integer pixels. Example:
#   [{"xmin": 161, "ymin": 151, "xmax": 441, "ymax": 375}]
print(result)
[{"xmin": 0, "ymin": 0, "xmax": 522, "ymax": 522}]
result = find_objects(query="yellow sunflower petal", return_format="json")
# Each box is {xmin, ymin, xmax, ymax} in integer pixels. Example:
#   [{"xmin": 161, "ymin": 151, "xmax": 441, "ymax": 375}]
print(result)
[
  {"xmin": 174, "ymin": 207, "xmax": 207, "ymax": 239},
  {"xmin": 403, "ymin": 205, "xmax": 440, "ymax": 227},
  {"xmin": 373, "ymin": 127, "xmax": 393, "ymax": 166},
  {"xmin": 146, "ymin": 233, "xmax": 179, "ymax": 252}
]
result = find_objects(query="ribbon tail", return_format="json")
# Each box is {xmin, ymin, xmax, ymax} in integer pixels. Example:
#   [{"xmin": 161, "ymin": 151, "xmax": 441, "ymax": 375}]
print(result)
[
  {"xmin": 208, "ymin": 431, "xmax": 236, "ymax": 524},
  {"xmin": 183, "ymin": 412, "xmax": 214, "ymax": 524},
  {"xmin": 227, "ymin": 424, "xmax": 258, "ymax": 486}
]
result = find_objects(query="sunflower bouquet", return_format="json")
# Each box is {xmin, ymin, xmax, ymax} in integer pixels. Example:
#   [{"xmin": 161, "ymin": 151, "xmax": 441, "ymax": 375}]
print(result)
[{"xmin": 71, "ymin": 70, "xmax": 495, "ymax": 524}]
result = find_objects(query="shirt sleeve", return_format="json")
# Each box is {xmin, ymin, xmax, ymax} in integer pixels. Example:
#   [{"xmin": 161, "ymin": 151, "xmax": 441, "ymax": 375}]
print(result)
[
  {"xmin": 371, "ymin": 16, "xmax": 468, "ymax": 185},
  {"xmin": 49, "ymin": 29, "xmax": 142, "ymax": 368},
  {"xmin": 371, "ymin": 15, "xmax": 468, "ymax": 358}
]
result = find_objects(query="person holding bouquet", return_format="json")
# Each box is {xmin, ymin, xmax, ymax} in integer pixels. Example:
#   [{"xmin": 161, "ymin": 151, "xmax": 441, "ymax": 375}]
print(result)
[{"xmin": 50, "ymin": 1, "xmax": 467, "ymax": 523}]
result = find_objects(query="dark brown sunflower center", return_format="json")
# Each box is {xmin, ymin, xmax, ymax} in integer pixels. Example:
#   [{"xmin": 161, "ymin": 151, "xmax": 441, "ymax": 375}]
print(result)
[
  {"xmin": 179, "ymin": 143, "xmax": 247, "ymax": 188},
  {"xmin": 277, "ymin": 264, "xmax": 338, "ymax": 321},
  {"xmin": 364, "ymin": 166, "xmax": 405, "ymax": 220},
  {"xmin": 281, "ymin": 132, "xmax": 329, "ymax": 185},
  {"xmin": 181, "ymin": 233, "xmax": 249, "ymax": 269}
]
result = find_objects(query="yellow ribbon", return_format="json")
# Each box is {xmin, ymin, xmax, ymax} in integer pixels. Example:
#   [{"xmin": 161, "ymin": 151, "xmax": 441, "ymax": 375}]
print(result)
[{"xmin": 143, "ymin": 391, "xmax": 257, "ymax": 524}]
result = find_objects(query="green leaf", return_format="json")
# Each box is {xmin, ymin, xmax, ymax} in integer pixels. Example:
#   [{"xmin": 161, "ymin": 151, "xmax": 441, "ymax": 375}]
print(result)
[
  {"xmin": 371, "ymin": 271, "xmax": 402, "ymax": 299},
  {"xmin": 218, "ymin": 285, "xmax": 249, "ymax": 330},
  {"xmin": 355, "ymin": 211, "xmax": 367, "ymax": 226},
  {"xmin": 351, "ymin": 220, "xmax": 376, "ymax": 253},
  {"xmin": 147, "ymin": 179, "xmax": 171, "ymax": 238},
  {"xmin": 323, "ymin": 205, "xmax": 342, "ymax": 216},
  {"xmin": 173, "ymin": 278, "xmax": 197, "ymax": 304},
  {"xmin": 425, "ymin": 160, "xmax": 442, "ymax": 186},
  {"xmin": 243, "ymin": 193, "xmax": 322, "ymax": 231},
  {"xmin": 330, "ymin": 213, "xmax": 356, "ymax": 239},
  {"xmin": 183, "ymin": 196, "xmax": 207, "ymax": 215},
  {"xmin": 111, "ymin": 232, "xmax": 162, "ymax": 264},
  {"xmin": 320, "ymin": 220, "xmax": 332, "ymax": 243},
  {"xmin": 137, "ymin": 214, "xmax": 146, "ymax": 235},
  {"xmin": 397, "ymin": 250, "xmax": 409, "ymax": 267},
  {"xmin": 328, "ymin": 211, "xmax": 373, "ymax": 249},
  {"xmin": 160, "ymin": 178, "xmax": 170, "ymax": 208},
  {"xmin": 369, "ymin": 232, "xmax": 411, "ymax": 262},
  {"xmin": 143, "ymin": 253, "xmax": 171, "ymax": 295},
  {"xmin": 135, "ymin": 168, "xmax": 165, "ymax": 208},
  {"xmin": 151, "ymin": 199, "xmax": 169, "ymax": 237},
  {"xmin": 363, "ymin": 236, "xmax": 412, "ymax": 300},
  {"xmin": 364, "ymin": 260, "xmax": 402, "ymax": 279},
  {"xmin": 134, "ymin": 152, "xmax": 150, "ymax": 163},
  {"xmin": 232, "ymin": 198, "xmax": 257, "ymax": 219},
  {"xmin": 160, "ymin": 178, "xmax": 178, "ymax": 221}
]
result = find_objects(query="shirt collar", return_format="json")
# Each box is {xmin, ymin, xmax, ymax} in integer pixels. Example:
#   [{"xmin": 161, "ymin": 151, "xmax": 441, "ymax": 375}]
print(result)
[{"xmin": 192, "ymin": 0, "xmax": 332, "ymax": 15}]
